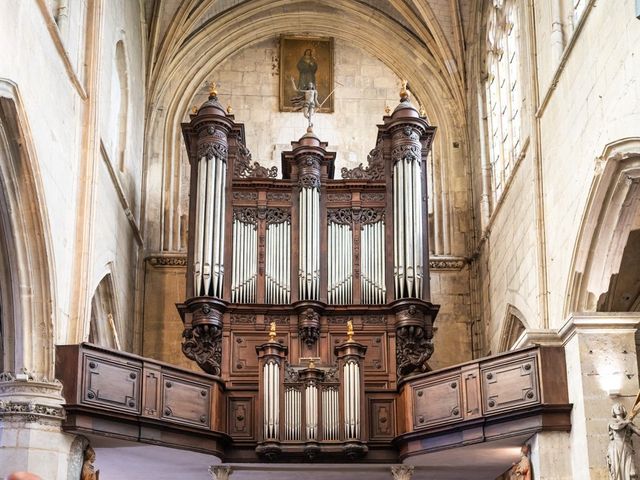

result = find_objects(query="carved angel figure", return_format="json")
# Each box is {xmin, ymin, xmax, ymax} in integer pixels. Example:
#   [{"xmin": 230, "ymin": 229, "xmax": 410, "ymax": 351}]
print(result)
[
  {"xmin": 81, "ymin": 446, "xmax": 100, "ymax": 480},
  {"xmin": 290, "ymin": 77, "xmax": 319, "ymax": 128},
  {"xmin": 510, "ymin": 444, "xmax": 531, "ymax": 480},
  {"xmin": 607, "ymin": 403, "xmax": 640, "ymax": 480}
]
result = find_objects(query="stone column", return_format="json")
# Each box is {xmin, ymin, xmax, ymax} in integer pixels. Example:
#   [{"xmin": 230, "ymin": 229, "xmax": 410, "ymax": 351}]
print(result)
[
  {"xmin": 0, "ymin": 370, "xmax": 81, "ymax": 479},
  {"xmin": 518, "ymin": 312, "xmax": 640, "ymax": 479},
  {"xmin": 560, "ymin": 313, "xmax": 640, "ymax": 479}
]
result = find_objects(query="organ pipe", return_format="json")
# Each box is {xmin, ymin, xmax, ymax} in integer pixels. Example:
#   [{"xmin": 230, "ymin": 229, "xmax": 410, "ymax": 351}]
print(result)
[
  {"xmin": 361, "ymin": 220, "xmax": 385, "ymax": 304},
  {"xmin": 393, "ymin": 126, "xmax": 424, "ymax": 299},
  {"xmin": 193, "ymin": 153, "xmax": 227, "ymax": 298},
  {"xmin": 266, "ymin": 220, "xmax": 291, "ymax": 304},
  {"xmin": 298, "ymin": 185, "xmax": 320, "ymax": 300},
  {"xmin": 343, "ymin": 360, "xmax": 361, "ymax": 439},
  {"xmin": 328, "ymin": 222, "xmax": 353, "ymax": 304},
  {"xmin": 263, "ymin": 360, "xmax": 280, "ymax": 440},
  {"xmin": 231, "ymin": 212, "xmax": 257, "ymax": 303}
]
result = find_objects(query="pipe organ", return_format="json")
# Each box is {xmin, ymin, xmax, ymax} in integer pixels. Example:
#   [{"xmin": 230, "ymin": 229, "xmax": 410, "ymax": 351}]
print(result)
[{"xmin": 178, "ymin": 84, "xmax": 439, "ymax": 462}]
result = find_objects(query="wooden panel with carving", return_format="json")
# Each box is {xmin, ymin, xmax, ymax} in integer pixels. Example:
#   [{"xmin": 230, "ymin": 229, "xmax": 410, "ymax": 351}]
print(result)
[
  {"xmin": 142, "ymin": 365, "xmax": 161, "ymax": 418},
  {"xmin": 231, "ymin": 333, "xmax": 289, "ymax": 375},
  {"xmin": 460, "ymin": 365, "xmax": 481, "ymax": 420},
  {"xmin": 228, "ymin": 396, "xmax": 255, "ymax": 441},
  {"xmin": 161, "ymin": 373, "xmax": 212, "ymax": 429},
  {"xmin": 368, "ymin": 397, "xmax": 396, "ymax": 441},
  {"xmin": 481, "ymin": 355, "xmax": 539, "ymax": 415},
  {"xmin": 330, "ymin": 332, "xmax": 388, "ymax": 373},
  {"xmin": 412, "ymin": 373, "xmax": 462, "ymax": 430},
  {"xmin": 82, "ymin": 353, "xmax": 141, "ymax": 413}
]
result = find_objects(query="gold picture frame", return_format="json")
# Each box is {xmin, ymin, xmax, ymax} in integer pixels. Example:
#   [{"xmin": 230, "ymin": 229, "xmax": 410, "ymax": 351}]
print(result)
[{"xmin": 279, "ymin": 35, "xmax": 334, "ymax": 113}]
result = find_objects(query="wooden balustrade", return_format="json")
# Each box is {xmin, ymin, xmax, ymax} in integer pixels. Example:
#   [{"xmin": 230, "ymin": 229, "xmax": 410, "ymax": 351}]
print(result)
[
  {"xmin": 394, "ymin": 345, "xmax": 572, "ymax": 459},
  {"xmin": 55, "ymin": 343, "xmax": 229, "ymax": 455}
]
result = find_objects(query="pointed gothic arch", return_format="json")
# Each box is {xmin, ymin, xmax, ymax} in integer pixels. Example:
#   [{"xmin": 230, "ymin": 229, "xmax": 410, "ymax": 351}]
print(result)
[
  {"xmin": 89, "ymin": 272, "xmax": 121, "ymax": 349},
  {"xmin": 497, "ymin": 304, "xmax": 528, "ymax": 352},
  {"xmin": 0, "ymin": 79, "xmax": 56, "ymax": 376},
  {"xmin": 565, "ymin": 138, "xmax": 640, "ymax": 316}
]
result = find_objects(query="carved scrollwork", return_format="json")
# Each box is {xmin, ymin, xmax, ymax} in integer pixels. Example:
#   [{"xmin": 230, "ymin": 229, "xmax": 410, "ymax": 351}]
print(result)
[
  {"xmin": 197, "ymin": 142, "xmax": 228, "ymax": 161},
  {"xmin": 234, "ymin": 142, "xmax": 278, "ymax": 178},
  {"xmin": 265, "ymin": 315, "xmax": 289, "ymax": 325},
  {"xmin": 355, "ymin": 208, "xmax": 385, "ymax": 225},
  {"xmin": 396, "ymin": 324, "xmax": 434, "ymax": 378},
  {"xmin": 265, "ymin": 208, "xmax": 291, "ymax": 225},
  {"xmin": 327, "ymin": 192, "xmax": 351, "ymax": 202},
  {"xmin": 182, "ymin": 324, "xmax": 223, "ymax": 376},
  {"xmin": 267, "ymin": 191, "xmax": 291, "ymax": 201},
  {"xmin": 361, "ymin": 192, "xmax": 385, "ymax": 202},
  {"xmin": 230, "ymin": 314, "xmax": 256, "ymax": 324},
  {"xmin": 233, "ymin": 207, "xmax": 258, "ymax": 225},
  {"xmin": 324, "ymin": 368, "xmax": 339, "ymax": 383},
  {"xmin": 328, "ymin": 208, "xmax": 354, "ymax": 226},
  {"xmin": 233, "ymin": 191, "xmax": 258, "ymax": 201},
  {"xmin": 299, "ymin": 174, "xmax": 320, "ymax": 190},
  {"xmin": 391, "ymin": 144, "xmax": 421, "ymax": 165},
  {"xmin": 284, "ymin": 364, "xmax": 300, "ymax": 383},
  {"xmin": 341, "ymin": 140, "xmax": 385, "ymax": 180}
]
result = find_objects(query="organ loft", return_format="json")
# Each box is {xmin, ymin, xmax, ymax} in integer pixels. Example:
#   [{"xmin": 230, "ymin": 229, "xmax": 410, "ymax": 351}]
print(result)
[
  {"xmin": 178, "ymin": 81, "xmax": 439, "ymax": 461},
  {"xmin": 55, "ymin": 80, "xmax": 570, "ymax": 474}
]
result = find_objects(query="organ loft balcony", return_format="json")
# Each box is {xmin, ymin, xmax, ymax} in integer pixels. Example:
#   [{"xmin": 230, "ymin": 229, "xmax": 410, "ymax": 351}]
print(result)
[{"xmin": 55, "ymin": 84, "xmax": 571, "ymax": 477}]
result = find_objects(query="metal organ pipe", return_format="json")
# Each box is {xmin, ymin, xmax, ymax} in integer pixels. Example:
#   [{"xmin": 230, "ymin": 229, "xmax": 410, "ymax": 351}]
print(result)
[
  {"xmin": 328, "ymin": 220, "xmax": 353, "ymax": 304},
  {"xmin": 266, "ymin": 219, "xmax": 291, "ymax": 304},
  {"xmin": 231, "ymin": 211, "xmax": 257, "ymax": 303},
  {"xmin": 360, "ymin": 220, "xmax": 385, "ymax": 304},
  {"xmin": 306, "ymin": 383, "xmax": 318, "ymax": 441},
  {"xmin": 192, "ymin": 148, "xmax": 227, "ymax": 298},
  {"xmin": 393, "ymin": 129, "xmax": 424, "ymax": 299},
  {"xmin": 343, "ymin": 360, "xmax": 361, "ymax": 439},
  {"xmin": 299, "ymin": 185, "xmax": 320, "ymax": 300},
  {"xmin": 263, "ymin": 360, "xmax": 280, "ymax": 440}
]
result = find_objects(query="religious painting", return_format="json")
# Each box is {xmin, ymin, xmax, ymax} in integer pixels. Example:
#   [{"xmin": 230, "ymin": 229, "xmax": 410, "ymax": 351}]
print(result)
[{"xmin": 279, "ymin": 36, "xmax": 334, "ymax": 113}]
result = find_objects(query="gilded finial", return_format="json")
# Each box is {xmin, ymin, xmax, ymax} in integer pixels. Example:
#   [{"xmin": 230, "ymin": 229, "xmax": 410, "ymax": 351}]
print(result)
[
  {"xmin": 419, "ymin": 104, "xmax": 427, "ymax": 118},
  {"xmin": 347, "ymin": 320, "xmax": 354, "ymax": 342},
  {"xmin": 191, "ymin": 105, "xmax": 198, "ymax": 114},
  {"xmin": 308, "ymin": 358, "xmax": 315, "ymax": 369},
  {"xmin": 226, "ymin": 104, "xmax": 233, "ymax": 114},
  {"xmin": 208, "ymin": 81, "xmax": 218, "ymax": 98},
  {"xmin": 400, "ymin": 79, "xmax": 410, "ymax": 102},
  {"xmin": 384, "ymin": 104, "xmax": 391, "ymax": 115},
  {"xmin": 268, "ymin": 321, "xmax": 277, "ymax": 342}
]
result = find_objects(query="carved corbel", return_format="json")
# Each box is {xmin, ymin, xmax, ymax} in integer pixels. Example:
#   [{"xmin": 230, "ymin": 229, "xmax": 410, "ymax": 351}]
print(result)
[
  {"xmin": 394, "ymin": 303, "xmax": 436, "ymax": 379},
  {"xmin": 298, "ymin": 307, "xmax": 321, "ymax": 347},
  {"xmin": 179, "ymin": 299, "xmax": 225, "ymax": 376}
]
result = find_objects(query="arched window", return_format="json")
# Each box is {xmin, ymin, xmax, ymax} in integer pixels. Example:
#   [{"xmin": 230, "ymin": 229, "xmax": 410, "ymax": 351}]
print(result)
[{"xmin": 485, "ymin": 0, "xmax": 522, "ymax": 203}]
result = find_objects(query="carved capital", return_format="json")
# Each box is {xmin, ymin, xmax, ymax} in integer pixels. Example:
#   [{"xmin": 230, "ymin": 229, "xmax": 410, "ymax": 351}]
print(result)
[
  {"xmin": 209, "ymin": 465, "xmax": 233, "ymax": 480},
  {"xmin": 233, "ymin": 207, "xmax": 258, "ymax": 226},
  {"xmin": 391, "ymin": 465, "xmax": 415, "ymax": 480},
  {"xmin": 0, "ymin": 369, "xmax": 65, "ymax": 424}
]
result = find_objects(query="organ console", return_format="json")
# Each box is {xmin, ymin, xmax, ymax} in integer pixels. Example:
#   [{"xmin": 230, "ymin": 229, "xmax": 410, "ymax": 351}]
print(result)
[{"xmin": 177, "ymin": 82, "xmax": 439, "ymax": 461}]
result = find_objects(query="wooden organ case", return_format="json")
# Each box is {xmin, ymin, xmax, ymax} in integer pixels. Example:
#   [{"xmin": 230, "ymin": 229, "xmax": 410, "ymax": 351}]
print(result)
[{"xmin": 177, "ymin": 86, "xmax": 439, "ymax": 462}]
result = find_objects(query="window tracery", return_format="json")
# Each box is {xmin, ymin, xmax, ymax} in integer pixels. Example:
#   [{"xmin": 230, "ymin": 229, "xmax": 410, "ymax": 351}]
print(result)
[{"xmin": 485, "ymin": 1, "xmax": 522, "ymax": 203}]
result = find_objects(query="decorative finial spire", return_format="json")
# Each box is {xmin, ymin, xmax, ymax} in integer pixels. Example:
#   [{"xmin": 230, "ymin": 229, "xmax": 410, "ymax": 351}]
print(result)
[
  {"xmin": 208, "ymin": 81, "xmax": 218, "ymax": 98},
  {"xmin": 226, "ymin": 104, "xmax": 233, "ymax": 114},
  {"xmin": 419, "ymin": 104, "xmax": 427, "ymax": 118},
  {"xmin": 384, "ymin": 104, "xmax": 391, "ymax": 115},
  {"xmin": 268, "ymin": 321, "xmax": 277, "ymax": 342},
  {"xmin": 400, "ymin": 79, "xmax": 410, "ymax": 102},
  {"xmin": 191, "ymin": 105, "xmax": 198, "ymax": 114},
  {"xmin": 347, "ymin": 320, "xmax": 354, "ymax": 342}
]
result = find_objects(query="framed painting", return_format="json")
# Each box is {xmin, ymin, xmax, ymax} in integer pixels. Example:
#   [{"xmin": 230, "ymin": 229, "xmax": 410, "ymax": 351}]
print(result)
[{"xmin": 279, "ymin": 35, "xmax": 334, "ymax": 113}]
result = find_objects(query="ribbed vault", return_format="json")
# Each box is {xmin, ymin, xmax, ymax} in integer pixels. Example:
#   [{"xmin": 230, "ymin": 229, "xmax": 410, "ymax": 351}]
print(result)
[{"xmin": 143, "ymin": 0, "xmax": 470, "ymax": 256}]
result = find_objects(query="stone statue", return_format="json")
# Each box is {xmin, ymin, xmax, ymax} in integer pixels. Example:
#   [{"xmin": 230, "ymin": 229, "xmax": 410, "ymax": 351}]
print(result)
[
  {"xmin": 607, "ymin": 402, "xmax": 640, "ymax": 480},
  {"xmin": 290, "ymin": 77, "xmax": 319, "ymax": 128},
  {"xmin": 510, "ymin": 444, "xmax": 531, "ymax": 480},
  {"xmin": 296, "ymin": 48, "xmax": 317, "ymax": 90},
  {"xmin": 81, "ymin": 445, "xmax": 100, "ymax": 480}
]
